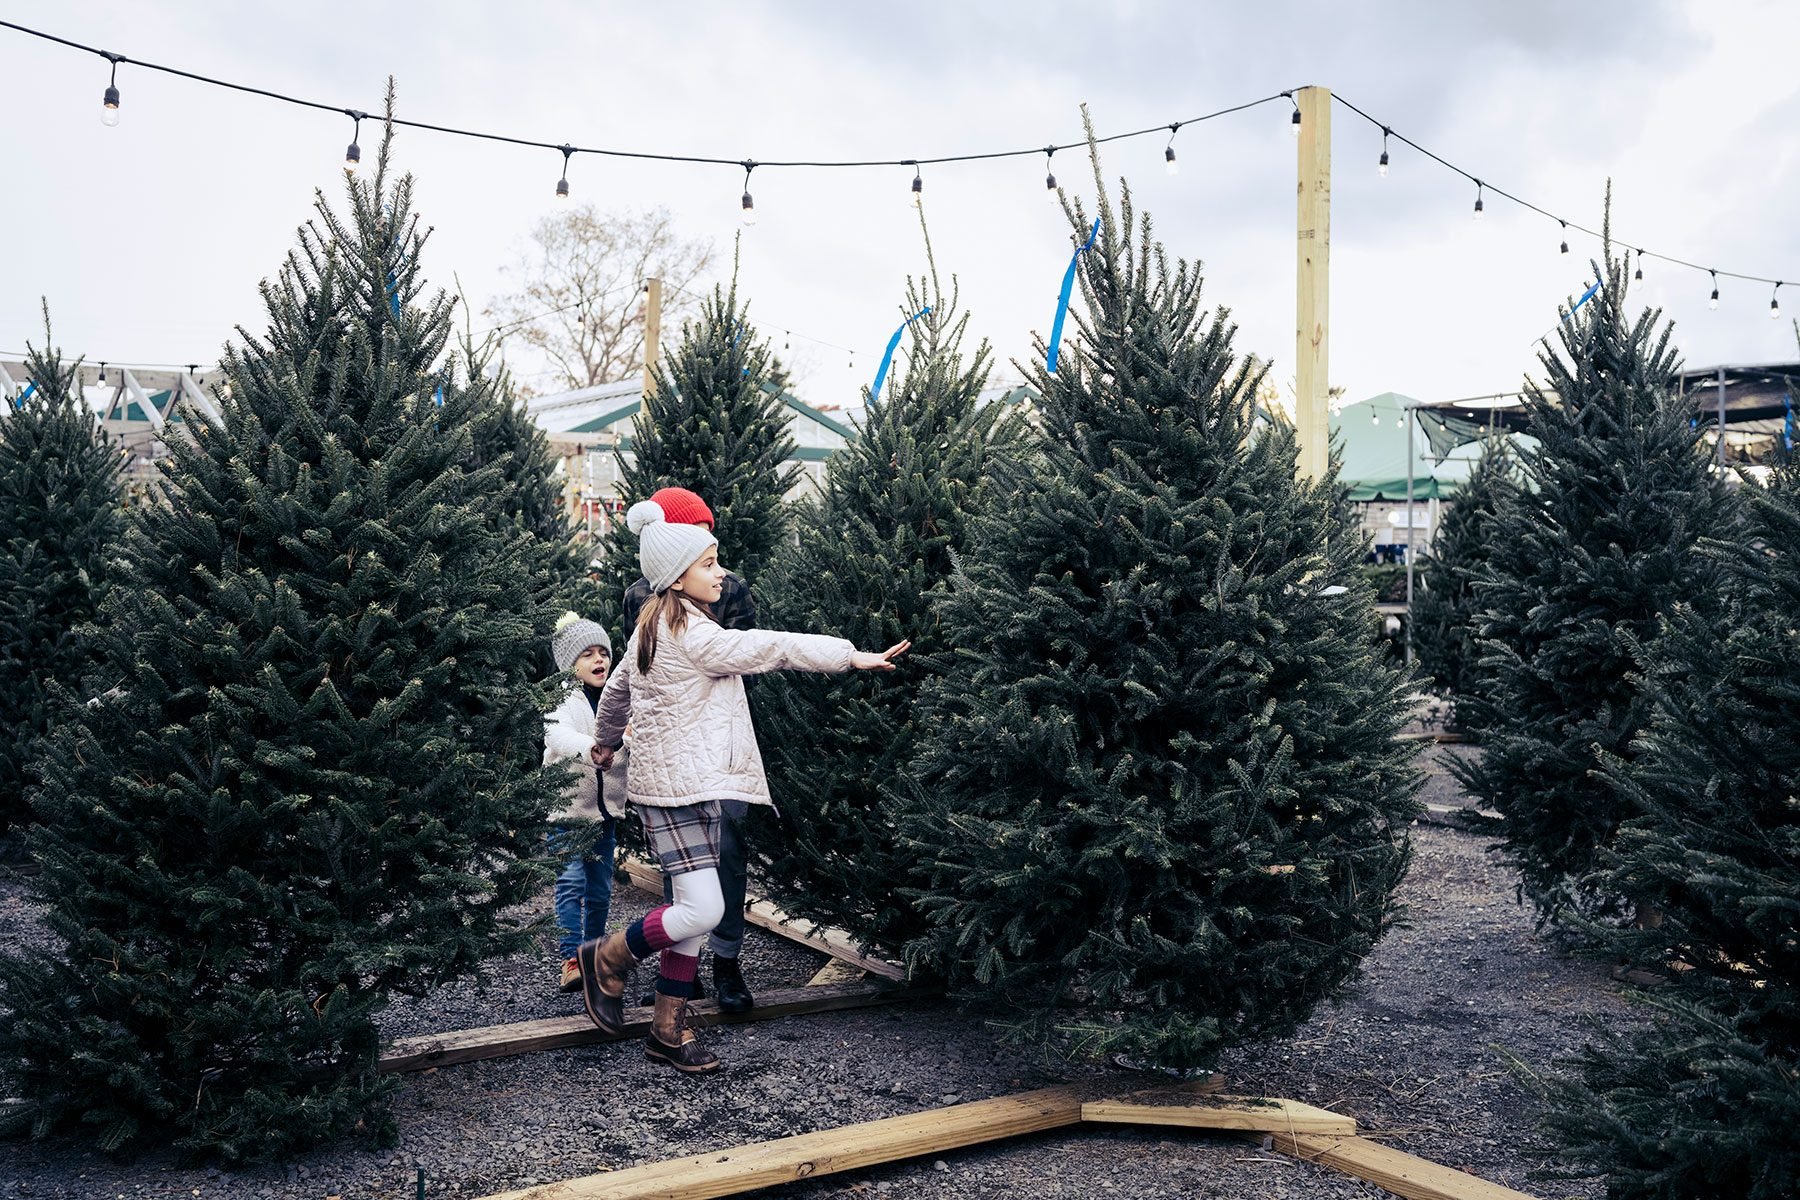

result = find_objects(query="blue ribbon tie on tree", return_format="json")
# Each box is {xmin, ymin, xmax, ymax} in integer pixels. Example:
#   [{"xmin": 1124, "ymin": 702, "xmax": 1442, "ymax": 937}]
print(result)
[
  {"xmin": 1047, "ymin": 219, "xmax": 1101, "ymax": 373},
  {"xmin": 1561, "ymin": 278, "xmax": 1602, "ymax": 322},
  {"xmin": 870, "ymin": 307, "xmax": 932, "ymax": 402},
  {"xmin": 11, "ymin": 381, "xmax": 36, "ymax": 409}
]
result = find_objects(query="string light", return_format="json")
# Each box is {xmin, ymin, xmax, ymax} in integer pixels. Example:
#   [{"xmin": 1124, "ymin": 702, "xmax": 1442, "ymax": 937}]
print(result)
[
  {"xmin": 1164, "ymin": 123, "xmax": 1179, "ymax": 175},
  {"xmin": 1772, "ymin": 282, "xmax": 1783, "ymax": 319},
  {"xmin": 5, "ymin": 17, "xmax": 1793, "ymax": 319},
  {"xmin": 908, "ymin": 161, "xmax": 922, "ymax": 208},
  {"xmin": 97, "ymin": 362, "xmax": 107, "ymax": 384},
  {"xmin": 554, "ymin": 144, "xmax": 572, "ymax": 199},
  {"xmin": 1043, "ymin": 147, "xmax": 1057, "ymax": 191},
  {"xmin": 1332, "ymin": 92, "xmax": 1794, "ymax": 319},
  {"xmin": 100, "ymin": 50, "xmax": 120, "ymax": 125},
  {"xmin": 1559, "ymin": 221, "xmax": 1569, "ymax": 254},
  {"xmin": 740, "ymin": 161, "xmax": 757, "ymax": 224},
  {"xmin": 343, "ymin": 109, "xmax": 364, "ymax": 174},
  {"xmin": 1709, "ymin": 269, "xmax": 1720, "ymax": 309}
]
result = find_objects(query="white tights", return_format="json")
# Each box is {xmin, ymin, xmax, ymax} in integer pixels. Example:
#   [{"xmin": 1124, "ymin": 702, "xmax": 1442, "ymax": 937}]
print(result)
[{"xmin": 658, "ymin": 867, "xmax": 725, "ymax": 956}]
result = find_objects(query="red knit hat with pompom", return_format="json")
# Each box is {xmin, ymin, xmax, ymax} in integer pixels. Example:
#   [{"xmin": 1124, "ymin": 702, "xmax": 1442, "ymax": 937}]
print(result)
[{"xmin": 648, "ymin": 486, "xmax": 714, "ymax": 529}]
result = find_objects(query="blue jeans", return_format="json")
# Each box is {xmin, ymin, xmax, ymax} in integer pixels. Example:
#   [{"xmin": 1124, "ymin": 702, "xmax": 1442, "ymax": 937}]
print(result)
[{"xmin": 551, "ymin": 819, "xmax": 616, "ymax": 959}]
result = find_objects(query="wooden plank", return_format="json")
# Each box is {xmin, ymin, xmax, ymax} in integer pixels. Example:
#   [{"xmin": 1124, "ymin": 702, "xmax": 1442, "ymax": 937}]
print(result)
[
  {"xmin": 379, "ymin": 980, "xmax": 921, "ymax": 1074},
  {"xmin": 1396, "ymin": 731, "xmax": 1469, "ymax": 745},
  {"xmin": 478, "ymin": 1078, "xmax": 1225, "ymax": 1200},
  {"xmin": 478, "ymin": 1086, "xmax": 1088, "ymax": 1200},
  {"xmin": 1083, "ymin": 1094, "xmax": 1354, "ymax": 1135},
  {"xmin": 806, "ymin": 958, "xmax": 864, "ymax": 987},
  {"xmin": 620, "ymin": 858, "xmax": 906, "ymax": 982},
  {"xmin": 1266, "ymin": 1132, "xmax": 1539, "ymax": 1200}
]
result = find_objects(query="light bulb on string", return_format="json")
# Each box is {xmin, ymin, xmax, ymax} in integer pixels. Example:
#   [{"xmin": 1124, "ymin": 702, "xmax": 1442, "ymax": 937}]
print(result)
[
  {"xmin": 554, "ymin": 145, "xmax": 573, "ymax": 200},
  {"xmin": 100, "ymin": 52, "xmax": 121, "ymax": 126},
  {"xmin": 1634, "ymin": 252, "xmax": 1643, "ymax": 282},
  {"xmin": 1709, "ymin": 270, "xmax": 1720, "ymax": 309},
  {"xmin": 1043, "ymin": 147, "xmax": 1057, "ymax": 191},
  {"xmin": 98, "ymin": 362, "xmax": 107, "ymax": 385},
  {"xmin": 1378, "ymin": 127, "xmax": 1390, "ymax": 177},
  {"xmin": 1289, "ymin": 94, "xmax": 1301, "ymax": 136},
  {"xmin": 343, "ymin": 109, "xmax": 364, "ymax": 174},
  {"xmin": 1164, "ymin": 123, "xmax": 1180, "ymax": 175},
  {"xmin": 1772, "ymin": 282, "xmax": 1783, "ymax": 320},
  {"xmin": 740, "ymin": 161, "xmax": 757, "ymax": 225},
  {"xmin": 1559, "ymin": 221, "xmax": 1570, "ymax": 255},
  {"xmin": 1472, "ymin": 180, "xmax": 1484, "ymax": 220},
  {"xmin": 908, "ymin": 162, "xmax": 922, "ymax": 208}
]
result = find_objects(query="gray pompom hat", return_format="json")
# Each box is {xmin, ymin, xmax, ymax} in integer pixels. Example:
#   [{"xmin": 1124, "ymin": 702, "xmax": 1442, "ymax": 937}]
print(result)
[
  {"xmin": 551, "ymin": 612, "xmax": 611, "ymax": 673},
  {"xmin": 627, "ymin": 499, "xmax": 718, "ymax": 593}
]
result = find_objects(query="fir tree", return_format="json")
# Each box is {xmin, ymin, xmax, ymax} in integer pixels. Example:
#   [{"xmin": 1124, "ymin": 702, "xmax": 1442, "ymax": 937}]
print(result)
[
  {"xmin": 0, "ymin": 113, "xmax": 563, "ymax": 1161},
  {"xmin": 459, "ymin": 322, "xmax": 597, "ymax": 627},
  {"xmin": 1452, "ymin": 225, "xmax": 1737, "ymax": 921},
  {"xmin": 591, "ymin": 269, "xmax": 797, "ymax": 635},
  {"xmin": 0, "ymin": 313, "xmax": 123, "ymax": 834},
  {"xmin": 1411, "ymin": 434, "xmax": 1518, "ymax": 722},
  {"xmin": 895, "ymin": 124, "xmax": 1421, "ymax": 1072},
  {"xmin": 1530, "ymin": 464, "xmax": 1800, "ymax": 1198},
  {"xmin": 756, "ymin": 265, "xmax": 1022, "ymax": 952}
]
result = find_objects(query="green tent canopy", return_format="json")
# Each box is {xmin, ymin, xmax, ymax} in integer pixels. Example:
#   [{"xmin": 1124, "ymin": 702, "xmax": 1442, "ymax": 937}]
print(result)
[{"xmin": 1333, "ymin": 392, "xmax": 1505, "ymax": 501}]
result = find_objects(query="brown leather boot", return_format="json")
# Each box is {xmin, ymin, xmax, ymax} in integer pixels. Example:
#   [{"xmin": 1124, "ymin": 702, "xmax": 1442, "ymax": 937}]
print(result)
[
  {"xmin": 644, "ymin": 992, "xmax": 720, "ymax": 1073},
  {"xmin": 575, "ymin": 931, "xmax": 636, "ymax": 1033}
]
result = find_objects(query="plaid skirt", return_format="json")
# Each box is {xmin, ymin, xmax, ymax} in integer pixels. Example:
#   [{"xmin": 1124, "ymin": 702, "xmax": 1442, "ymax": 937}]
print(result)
[{"xmin": 635, "ymin": 800, "xmax": 723, "ymax": 875}]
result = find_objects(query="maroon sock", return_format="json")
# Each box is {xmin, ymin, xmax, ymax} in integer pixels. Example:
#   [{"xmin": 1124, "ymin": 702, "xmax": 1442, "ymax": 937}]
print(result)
[
  {"xmin": 655, "ymin": 950, "xmax": 699, "ymax": 999},
  {"xmin": 625, "ymin": 907, "xmax": 674, "ymax": 957}
]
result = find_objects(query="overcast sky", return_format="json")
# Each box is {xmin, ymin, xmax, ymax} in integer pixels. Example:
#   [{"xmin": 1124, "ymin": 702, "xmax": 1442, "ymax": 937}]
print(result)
[{"xmin": 3, "ymin": 1, "xmax": 1796, "ymax": 412}]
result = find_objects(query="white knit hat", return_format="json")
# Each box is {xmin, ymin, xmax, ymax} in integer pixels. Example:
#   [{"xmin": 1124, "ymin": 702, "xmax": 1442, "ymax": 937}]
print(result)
[{"xmin": 627, "ymin": 499, "xmax": 718, "ymax": 593}]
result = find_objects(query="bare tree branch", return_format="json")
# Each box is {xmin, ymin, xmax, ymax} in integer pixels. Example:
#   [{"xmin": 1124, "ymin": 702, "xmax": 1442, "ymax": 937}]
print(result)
[{"xmin": 485, "ymin": 206, "xmax": 713, "ymax": 394}]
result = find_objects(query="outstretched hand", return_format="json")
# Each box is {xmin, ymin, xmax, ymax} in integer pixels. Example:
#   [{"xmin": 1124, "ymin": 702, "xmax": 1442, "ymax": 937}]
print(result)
[{"xmin": 849, "ymin": 639, "xmax": 912, "ymax": 672}]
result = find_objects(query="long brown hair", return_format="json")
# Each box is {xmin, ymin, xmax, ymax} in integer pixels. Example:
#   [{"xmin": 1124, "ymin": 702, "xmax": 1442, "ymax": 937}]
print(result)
[{"xmin": 635, "ymin": 590, "xmax": 710, "ymax": 673}]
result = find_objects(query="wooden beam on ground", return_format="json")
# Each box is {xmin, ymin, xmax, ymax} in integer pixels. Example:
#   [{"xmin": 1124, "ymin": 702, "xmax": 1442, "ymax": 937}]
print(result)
[
  {"xmin": 1084, "ymin": 1094, "xmax": 1354, "ymax": 1135},
  {"xmin": 1395, "ymin": 731, "xmax": 1469, "ymax": 744},
  {"xmin": 620, "ymin": 858, "xmax": 906, "ymax": 982},
  {"xmin": 806, "ymin": 958, "xmax": 865, "ymax": 987},
  {"xmin": 1263, "ymin": 1132, "xmax": 1539, "ymax": 1200},
  {"xmin": 379, "ymin": 980, "xmax": 921, "ymax": 1074},
  {"xmin": 480, "ymin": 1087, "xmax": 1088, "ymax": 1200},
  {"xmin": 477, "ymin": 1078, "xmax": 1225, "ymax": 1200}
]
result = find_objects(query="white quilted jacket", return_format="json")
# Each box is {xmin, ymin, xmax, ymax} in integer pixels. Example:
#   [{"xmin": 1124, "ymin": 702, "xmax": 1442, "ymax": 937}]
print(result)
[{"xmin": 595, "ymin": 600, "xmax": 854, "ymax": 807}]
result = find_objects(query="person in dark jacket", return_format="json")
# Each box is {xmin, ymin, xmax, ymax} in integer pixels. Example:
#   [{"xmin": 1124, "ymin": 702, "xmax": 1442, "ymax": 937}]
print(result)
[{"xmin": 619, "ymin": 486, "xmax": 758, "ymax": 1013}]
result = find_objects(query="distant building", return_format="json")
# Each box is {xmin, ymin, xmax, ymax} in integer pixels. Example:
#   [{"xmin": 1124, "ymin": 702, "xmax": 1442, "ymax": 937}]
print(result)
[{"xmin": 524, "ymin": 379, "xmax": 857, "ymax": 539}]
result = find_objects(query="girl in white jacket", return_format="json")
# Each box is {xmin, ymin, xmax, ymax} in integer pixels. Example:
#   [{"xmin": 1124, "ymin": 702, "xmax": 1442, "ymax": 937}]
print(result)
[
  {"xmin": 576, "ymin": 500, "xmax": 908, "ymax": 1073},
  {"xmin": 542, "ymin": 613, "xmax": 624, "ymax": 995}
]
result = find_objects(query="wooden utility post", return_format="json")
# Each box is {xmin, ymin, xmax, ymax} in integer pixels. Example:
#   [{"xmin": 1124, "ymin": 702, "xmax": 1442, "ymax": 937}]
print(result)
[
  {"xmin": 642, "ymin": 276, "xmax": 663, "ymax": 398},
  {"xmin": 1294, "ymin": 86, "xmax": 1332, "ymax": 480}
]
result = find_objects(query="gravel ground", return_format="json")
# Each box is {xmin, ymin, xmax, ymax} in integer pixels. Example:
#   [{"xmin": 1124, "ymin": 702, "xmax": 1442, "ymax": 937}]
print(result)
[{"xmin": 1, "ymin": 751, "xmax": 1637, "ymax": 1200}]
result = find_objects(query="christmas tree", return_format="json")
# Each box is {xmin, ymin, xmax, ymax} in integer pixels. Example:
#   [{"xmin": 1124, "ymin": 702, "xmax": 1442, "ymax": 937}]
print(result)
[
  {"xmin": 1531, "ymin": 463, "xmax": 1800, "ymax": 1198},
  {"xmin": 0, "ymin": 314, "xmax": 123, "ymax": 834},
  {"xmin": 0, "ymin": 114, "xmax": 563, "ymax": 1161},
  {"xmin": 895, "ymin": 125, "xmax": 1421, "ymax": 1071},
  {"xmin": 1410, "ymin": 433, "xmax": 1518, "ymax": 724},
  {"xmin": 590, "ymin": 266, "xmax": 797, "ymax": 633},
  {"xmin": 756, "ymin": 265, "xmax": 1022, "ymax": 951},
  {"xmin": 1451, "ymin": 224, "xmax": 1737, "ymax": 921}
]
